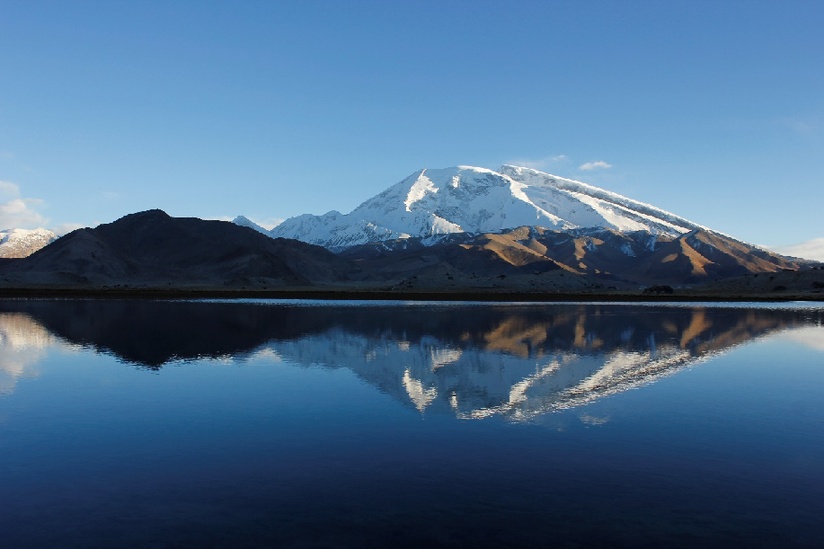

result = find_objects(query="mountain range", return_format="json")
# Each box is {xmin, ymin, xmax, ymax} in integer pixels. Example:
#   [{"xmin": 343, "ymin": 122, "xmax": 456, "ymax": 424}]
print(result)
[
  {"xmin": 338, "ymin": 225, "xmax": 806, "ymax": 290},
  {"xmin": 0, "ymin": 165, "xmax": 821, "ymax": 295}
]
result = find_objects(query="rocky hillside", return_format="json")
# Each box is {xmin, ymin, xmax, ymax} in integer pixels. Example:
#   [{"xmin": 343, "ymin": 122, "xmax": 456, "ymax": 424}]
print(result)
[{"xmin": 342, "ymin": 225, "xmax": 809, "ymax": 289}]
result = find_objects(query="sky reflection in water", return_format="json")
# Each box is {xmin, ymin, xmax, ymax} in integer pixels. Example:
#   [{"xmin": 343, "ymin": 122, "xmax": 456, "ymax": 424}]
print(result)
[{"xmin": 0, "ymin": 300, "xmax": 823, "ymax": 548}]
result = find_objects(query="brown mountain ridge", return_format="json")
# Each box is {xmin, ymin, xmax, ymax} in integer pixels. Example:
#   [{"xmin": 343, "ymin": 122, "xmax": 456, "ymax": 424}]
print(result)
[{"xmin": 341, "ymin": 226, "xmax": 811, "ymax": 290}]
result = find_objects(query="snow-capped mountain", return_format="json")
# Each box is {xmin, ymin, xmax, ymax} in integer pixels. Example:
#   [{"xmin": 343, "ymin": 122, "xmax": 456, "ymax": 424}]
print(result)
[
  {"xmin": 264, "ymin": 165, "xmax": 705, "ymax": 250},
  {"xmin": 232, "ymin": 215, "xmax": 270, "ymax": 236},
  {"xmin": 0, "ymin": 228, "xmax": 57, "ymax": 258}
]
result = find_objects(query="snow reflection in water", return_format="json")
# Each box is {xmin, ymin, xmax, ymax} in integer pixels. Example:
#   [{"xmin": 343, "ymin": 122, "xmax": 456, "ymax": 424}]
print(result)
[
  {"xmin": 1, "ymin": 299, "xmax": 821, "ymax": 420},
  {"xmin": 1, "ymin": 300, "xmax": 824, "ymax": 548}
]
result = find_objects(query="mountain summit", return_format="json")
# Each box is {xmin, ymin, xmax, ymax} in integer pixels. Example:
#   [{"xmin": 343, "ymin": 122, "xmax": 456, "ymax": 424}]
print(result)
[
  {"xmin": 0, "ymin": 228, "xmax": 57, "ymax": 258},
  {"xmin": 266, "ymin": 165, "xmax": 704, "ymax": 250}
]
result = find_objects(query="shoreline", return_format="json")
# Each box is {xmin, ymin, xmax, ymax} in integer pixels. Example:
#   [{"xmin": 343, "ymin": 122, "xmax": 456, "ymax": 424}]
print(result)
[{"xmin": 0, "ymin": 286, "xmax": 821, "ymax": 302}]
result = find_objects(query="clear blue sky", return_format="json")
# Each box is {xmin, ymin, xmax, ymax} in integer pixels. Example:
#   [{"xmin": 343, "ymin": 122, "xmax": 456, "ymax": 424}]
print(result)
[{"xmin": 1, "ymin": 0, "xmax": 822, "ymax": 256}]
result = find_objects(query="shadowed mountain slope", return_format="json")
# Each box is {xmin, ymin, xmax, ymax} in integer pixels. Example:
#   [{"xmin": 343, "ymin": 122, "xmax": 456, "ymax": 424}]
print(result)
[{"xmin": 0, "ymin": 210, "xmax": 359, "ymax": 288}]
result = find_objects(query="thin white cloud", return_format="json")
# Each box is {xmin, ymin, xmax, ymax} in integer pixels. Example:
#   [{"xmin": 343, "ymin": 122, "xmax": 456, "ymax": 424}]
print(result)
[
  {"xmin": 578, "ymin": 160, "xmax": 613, "ymax": 171},
  {"xmin": 0, "ymin": 179, "xmax": 50, "ymax": 229},
  {"xmin": 53, "ymin": 222, "xmax": 86, "ymax": 236},
  {"xmin": 506, "ymin": 154, "xmax": 569, "ymax": 170},
  {"xmin": 777, "ymin": 113, "xmax": 821, "ymax": 136},
  {"xmin": 0, "ymin": 179, "xmax": 85, "ymax": 232},
  {"xmin": 0, "ymin": 180, "xmax": 20, "ymax": 197},
  {"xmin": 0, "ymin": 151, "xmax": 13, "ymax": 162},
  {"xmin": 253, "ymin": 217, "xmax": 284, "ymax": 230},
  {"xmin": 0, "ymin": 198, "xmax": 48, "ymax": 229},
  {"xmin": 774, "ymin": 238, "xmax": 824, "ymax": 262}
]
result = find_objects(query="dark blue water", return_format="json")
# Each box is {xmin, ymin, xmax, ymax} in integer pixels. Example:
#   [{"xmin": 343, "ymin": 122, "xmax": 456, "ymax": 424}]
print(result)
[{"xmin": 1, "ymin": 300, "xmax": 823, "ymax": 547}]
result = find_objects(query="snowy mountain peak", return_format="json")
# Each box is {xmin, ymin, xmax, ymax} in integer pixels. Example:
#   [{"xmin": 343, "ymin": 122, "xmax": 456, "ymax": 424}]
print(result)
[
  {"xmin": 259, "ymin": 165, "xmax": 707, "ymax": 251},
  {"xmin": 232, "ymin": 215, "xmax": 270, "ymax": 235},
  {"xmin": 0, "ymin": 228, "xmax": 58, "ymax": 258}
]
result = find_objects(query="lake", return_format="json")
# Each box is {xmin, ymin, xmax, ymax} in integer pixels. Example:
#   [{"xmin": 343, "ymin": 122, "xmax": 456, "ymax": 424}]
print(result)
[{"xmin": 1, "ymin": 299, "xmax": 823, "ymax": 548}]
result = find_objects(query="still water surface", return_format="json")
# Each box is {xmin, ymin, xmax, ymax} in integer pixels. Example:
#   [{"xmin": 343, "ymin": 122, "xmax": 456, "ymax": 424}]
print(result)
[{"xmin": 1, "ymin": 299, "xmax": 823, "ymax": 548}]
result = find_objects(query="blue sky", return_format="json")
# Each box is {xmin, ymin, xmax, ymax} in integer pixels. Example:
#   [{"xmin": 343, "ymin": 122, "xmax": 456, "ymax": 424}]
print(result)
[{"xmin": 1, "ymin": 0, "xmax": 822, "ymax": 257}]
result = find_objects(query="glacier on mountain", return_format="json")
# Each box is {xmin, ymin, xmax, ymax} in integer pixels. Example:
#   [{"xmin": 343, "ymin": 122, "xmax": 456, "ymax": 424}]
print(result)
[{"xmin": 259, "ymin": 165, "xmax": 706, "ymax": 250}]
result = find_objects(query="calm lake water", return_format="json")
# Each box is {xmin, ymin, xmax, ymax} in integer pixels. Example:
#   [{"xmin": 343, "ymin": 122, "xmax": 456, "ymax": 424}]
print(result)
[{"xmin": 1, "ymin": 299, "xmax": 823, "ymax": 548}]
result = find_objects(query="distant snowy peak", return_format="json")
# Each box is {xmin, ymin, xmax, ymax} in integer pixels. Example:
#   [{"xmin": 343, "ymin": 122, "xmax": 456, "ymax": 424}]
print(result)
[
  {"xmin": 232, "ymin": 216, "xmax": 270, "ymax": 236},
  {"xmin": 0, "ymin": 228, "xmax": 57, "ymax": 258},
  {"xmin": 262, "ymin": 165, "xmax": 706, "ymax": 250}
]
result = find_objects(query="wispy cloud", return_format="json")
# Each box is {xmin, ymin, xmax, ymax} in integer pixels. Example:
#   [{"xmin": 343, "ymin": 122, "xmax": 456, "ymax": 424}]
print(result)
[
  {"xmin": 0, "ymin": 198, "xmax": 48, "ymax": 229},
  {"xmin": 253, "ymin": 217, "xmax": 284, "ymax": 230},
  {"xmin": 52, "ymin": 222, "xmax": 86, "ymax": 236},
  {"xmin": 0, "ymin": 180, "xmax": 20, "ymax": 197},
  {"xmin": 0, "ymin": 179, "xmax": 88, "ymax": 232},
  {"xmin": 0, "ymin": 151, "xmax": 14, "ymax": 162},
  {"xmin": 0, "ymin": 179, "xmax": 49, "ymax": 229},
  {"xmin": 505, "ymin": 154, "xmax": 569, "ymax": 171},
  {"xmin": 777, "ymin": 113, "xmax": 821, "ymax": 136},
  {"xmin": 578, "ymin": 160, "xmax": 613, "ymax": 171},
  {"xmin": 773, "ymin": 237, "xmax": 824, "ymax": 262}
]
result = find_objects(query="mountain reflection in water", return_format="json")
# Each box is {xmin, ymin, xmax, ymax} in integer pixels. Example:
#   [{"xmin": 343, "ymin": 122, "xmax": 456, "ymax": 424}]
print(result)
[{"xmin": 1, "ymin": 300, "xmax": 821, "ymax": 420}]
